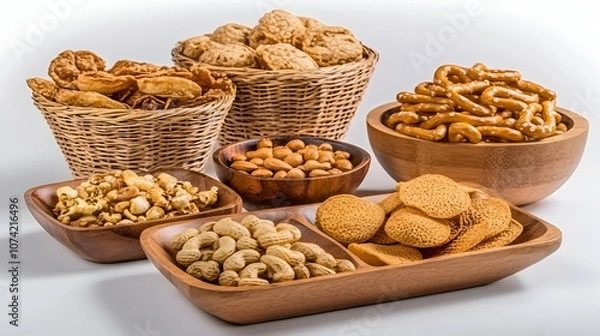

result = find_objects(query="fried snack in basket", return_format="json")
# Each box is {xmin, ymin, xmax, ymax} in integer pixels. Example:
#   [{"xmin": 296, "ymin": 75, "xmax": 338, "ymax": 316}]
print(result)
[
  {"xmin": 55, "ymin": 89, "xmax": 128, "ymax": 109},
  {"xmin": 389, "ymin": 62, "xmax": 566, "ymax": 143},
  {"xmin": 29, "ymin": 50, "xmax": 233, "ymax": 110},
  {"xmin": 48, "ymin": 50, "xmax": 106, "ymax": 89},
  {"xmin": 256, "ymin": 43, "xmax": 318, "ymax": 71},
  {"xmin": 77, "ymin": 72, "xmax": 136, "ymax": 95},
  {"xmin": 26, "ymin": 78, "xmax": 59, "ymax": 101},
  {"xmin": 302, "ymin": 33, "xmax": 363, "ymax": 67}
]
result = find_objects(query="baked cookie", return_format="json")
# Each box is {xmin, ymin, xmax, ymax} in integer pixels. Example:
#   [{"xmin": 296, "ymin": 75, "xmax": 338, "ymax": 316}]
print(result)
[
  {"xmin": 255, "ymin": 43, "xmax": 318, "ymax": 71},
  {"xmin": 198, "ymin": 42, "xmax": 258, "ymax": 68},
  {"xmin": 302, "ymin": 33, "xmax": 363, "ymax": 67},
  {"xmin": 180, "ymin": 35, "xmax": 213, "ymax": 60},
  {"xmin": 210, "ymin": 23, "xmax": 252, "ymax": 45},
  {"xmin": 249, "ymin": 10, "xmax": 306, "ymax": 48}
]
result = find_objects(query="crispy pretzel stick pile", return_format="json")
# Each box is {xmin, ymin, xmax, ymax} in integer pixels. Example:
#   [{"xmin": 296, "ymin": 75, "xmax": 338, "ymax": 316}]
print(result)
[{"xmin": 387, "ymin": 63, "xmax": 567, "ymax": 143}]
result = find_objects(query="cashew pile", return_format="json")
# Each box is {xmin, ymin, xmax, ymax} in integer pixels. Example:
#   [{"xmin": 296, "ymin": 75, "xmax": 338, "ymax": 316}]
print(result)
[
  {"xmin": 53, "ymin": 170, "xmax": 218, "ymax": 227},
  {"xmin": 171, "ymin": 215, "xmax": 356, "ymax": 286},
  {"xmin": 229, "ymin": 138, "xmax": 355, "ymax": 178}
]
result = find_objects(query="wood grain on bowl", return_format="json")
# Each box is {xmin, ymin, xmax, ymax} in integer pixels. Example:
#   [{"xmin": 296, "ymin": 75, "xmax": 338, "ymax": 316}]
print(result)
[
  {"xmin": 213, "ymin": 137, "xmax": 371, "ymax": 210},
  {"xmin": 24, "ymin": 168, "xmax": 242, "ymax": 263},
  {"xmin": 367, "ymin": 102, "xmax": 589, "ymax": 205},
  {"xmin": 140, "ymin": 194, "xmax": 561, "ymax": 324}
]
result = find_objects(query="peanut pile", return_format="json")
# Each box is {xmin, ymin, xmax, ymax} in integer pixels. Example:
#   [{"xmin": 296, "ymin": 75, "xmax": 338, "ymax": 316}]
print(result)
[
  {"xmin": 315, "ymin": 174, "xmax": 524, "ymax": 266},
  {"xmin": 228, "ymin": 138, "xmax": 354, "ymax": 178},
  {"xmin": 171, "ymin": 215, "xmax": 356, "ymax": 286},
  {"xmin": 53, "ymin": 170, "xmax": 218, "ymax": 227}
]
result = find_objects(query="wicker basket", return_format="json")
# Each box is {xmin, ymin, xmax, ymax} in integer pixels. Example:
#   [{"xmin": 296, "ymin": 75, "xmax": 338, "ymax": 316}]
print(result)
[
  {"xmin": 172, "ymin": 43, "xmax": 379, "ymax": 145},
  {"xmin": 32, "ymin": 92, "xmax": 235, "ymax": 179}
]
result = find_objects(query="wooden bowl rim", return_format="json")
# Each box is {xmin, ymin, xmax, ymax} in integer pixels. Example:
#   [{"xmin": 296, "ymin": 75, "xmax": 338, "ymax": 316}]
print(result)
[
  {"xmin": 23, "ymin": 168, "xmax": 243, "ymax": 233},
  {"xmin": 366, "ymin": 102, "xmax": 589, "ymax": 147},
  {"xmin": 212, "ymin": 136, "xmax": 372, "ymax": 182},
  {"xmin": 140, "ymin": 193, "xmax": 562, "ymax": 294}
]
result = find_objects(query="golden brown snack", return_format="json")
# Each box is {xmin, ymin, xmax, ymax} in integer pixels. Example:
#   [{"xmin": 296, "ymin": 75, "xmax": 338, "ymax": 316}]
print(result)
[
  {"xmin": 179, "ymin": 35, "xmax": 214, "ymax": 60},
  {"xmin": 316, "ymin": 194, "xmax": 385, "ymax": 245},
  {"xmin": 255, "ymin": 43, "xmax": 318, "ymax": 71},
  {"xmin": 302, "ymin": 33, "xmax": 363, "ymax": 66},
  {"xmin": 468, "ymin": 197, "xmax": 512, "ymax": 239},
  {"xmin": 198, "ymin": 42, "xmax": 258, "ymax": 68},
  {"xmin": 448, "ymin": 122, "xmax": 483, "ymax": 143},
  {"xmin": 395, "ymin": 124, "xmax": 447, "ymax": 142},
  {"xmin": 48, "ymin": 50, "xmax": 106, "ymax": 89},
  {"xmin": 210, "ymin": 23, "xmax": 252, "ymax": 45},
  {"xmin": 376, "ymin": 192, "xmax": 403, "ymax": 215},
  {"xmin": 470, "ymin": 218, "xmax": 523, "ymax": 251},
  {"xmin": 384, "ymin": 207, "xmax": 452, "ymax": 248},
  {"xmin": 26, "ymin": 77, "xmax": 58, "ymax": 101},
  {"xmin": 368, "ymin": 224, "xmax": 398, "ymax": 245},
  {"xmin": 137, "ymin": 76, "xmax": 202, "ymax": 99},
  {"xmin": 76, "ymin": 72, "xmax": 136, "ymax": 95},
  {"xmin": 124, "ymin": 91, "xmax": 168, "ymax": 110},
  {"xmin": 386, "ymin": 112, "xmax": 421, "ymax": 127},
  {"xmin": 107, "ymin": 60, "xmax": 168, "ymax": 77},
  {"xmin": 249, "ymin": 9, "xmax": 306, "ymax": 48},
  {"xmin": 348, "ymin": 242, "xmax": 422, "ymax": 266},
  {"xmin": 55, "ymin": 89, "xmax": 128, "ymax": 109},
  {"xmin": 397, "ymin": 174, "xmax": 471, "ymax": 219}
]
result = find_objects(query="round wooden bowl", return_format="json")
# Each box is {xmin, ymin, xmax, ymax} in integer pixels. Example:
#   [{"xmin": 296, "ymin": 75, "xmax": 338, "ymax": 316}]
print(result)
[
  {"xmin": 366, "ymin": 102, "xmax": 589, "ymax": 205},
  {"xmin": 212, "ymin": 137, "xmax": 371, "ymax": 210}
]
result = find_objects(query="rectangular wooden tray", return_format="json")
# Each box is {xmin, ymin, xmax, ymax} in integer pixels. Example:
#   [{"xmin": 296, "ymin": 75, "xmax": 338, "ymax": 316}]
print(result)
[{"xmin": 140, "ymin": 194, "xmax": 561, "ymax": 324}]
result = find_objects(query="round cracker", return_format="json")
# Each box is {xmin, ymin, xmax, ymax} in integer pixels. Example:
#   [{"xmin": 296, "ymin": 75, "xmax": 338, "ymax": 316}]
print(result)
[
  {"xmin": 471, "ymin": 218, "xmax": 524, "ymax": 251},
  {"xmin": 348, "ymin": 243, "xmax": 422, "ymax": 266},
  {"xmin": 384, "ymin": 206, "xmax": 452, "ymax": 248}
]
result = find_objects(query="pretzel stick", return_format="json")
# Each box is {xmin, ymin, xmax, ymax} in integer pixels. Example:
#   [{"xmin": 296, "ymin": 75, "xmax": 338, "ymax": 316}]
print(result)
[
  {"xmin": 420, "ymin": 112, "xmax": 503, "ymax": 129},
  {"xmin": 466, "ymin": 63, "xmax": 521, "ymax": 82},
  {"xmin": 396, "ymin": 124, "xmax": 447, "ymax": 141},
  {"xmin": 448, "ymin": 122, "xmax": 482, "ymax": 143},
  {"xmin": 477, "ymin": 126, "xmax": 525, "ymax": 142},
  {"xmin": 513, "ymin": 80, "xmax": 557, "ymax": 100},
  {"xmin": 434, "ymin": 65, "xmax": 471, "ymax": 86},
  {"xmin": 446, "ymin": 90, "xmax": 495, "ymax": 116},
  {"xmin": 515, "ymin": 101, "xmax": 557, "ymax": 139},
  {"xmin": 396, "ymin": 92, "xmax": 455, "ymax": 106},
  {"xmin": 400, "ymin": 103, "xmax": 453, "ymax": 113},
  {"xmin": 387, "ymin": 111, "xmax": 421, "ymax": 127},
  {"xmin": 414, "ymin": 82, "xmax": 446, "ymax": 97},
  {"xmin": 446, "ymin": 81, "xmax": 490, "ymax": 95}
]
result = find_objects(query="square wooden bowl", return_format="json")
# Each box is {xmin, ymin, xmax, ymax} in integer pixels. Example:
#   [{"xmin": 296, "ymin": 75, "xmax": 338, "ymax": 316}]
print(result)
[
  {"xmin": 24, "ymin": 168, "xmax": 243, "ymax": 263},
  {"xmin": 140, "ymin": 194, "xmax": 561, "ymax": 324}
]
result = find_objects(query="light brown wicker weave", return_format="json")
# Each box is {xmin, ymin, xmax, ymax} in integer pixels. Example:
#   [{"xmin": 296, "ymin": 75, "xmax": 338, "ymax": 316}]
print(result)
[
  {"xmin": 172, "ymin": 43, "xmax": 379, "ymax": 145},
  {"xmin": 32, "ymin": 92, "xmax": 235, "ymax": 178}
]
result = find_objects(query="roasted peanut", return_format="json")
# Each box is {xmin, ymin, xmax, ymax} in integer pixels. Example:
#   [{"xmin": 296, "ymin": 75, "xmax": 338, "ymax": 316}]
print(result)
[
  {"xmin": 286, "ymin": 168, "xmax": 305, "ymax": 179},
  {"xmin": 257, "ymin": 230, "xmax": 297, "ymax": 248},
  {"xmin": 328, "ymin": 168, "xmax": 343, "ymax": 175},
  {"xmin": 305, "ymin": 262, "xmax": 337, "ymax": 277},
  {"xmin": 266, "ymin": 245, "xmax": 306, "ymax": 266},
  {"xmin": 239, "ymin": 262, "xmax": 267, "ymax": 279},
  {"xmin": 212, "ymin": 236, "xmax": 237, "ymax": 263},
  {"xmin": 251, "ymin": 221, "xmax": 277, "ymax": 239},
  {"xmin": 261, "ymin": 255, "xmax": 295, "ymax": 282},
  {"xmin": 171, "ymin": 228, "xmax": 199, "ymax": 250},
  {"xmin": 238, "ymin": 278, "xmax": 270, "ymax": 286},
  {"xmin": 275, "ymin": 223, "xmax": 302, "ymax": 240},
  {"xmin": 176, "ymin": 249, "xmax": 201, "ymax": 267},
  {"xmin": 303, "ymin": 148, "xmax": 320, "ymax": 162},
  {"xmin": 317, "ymin": 150, "xmax": 335, "ymax": 164},
  {"xmin": 249, "ymin": 158, "xmax": 264, "ymax": 167},
  {"xmin": 318, "ymin": 143, "xmax": 334, "ymax": 152},
  {"xmin": 198, "ymin": 221, "xmax": 216, "ymax": 233},
  {"xmin": 273, "ymin": 171, "xmax": 287, "ymax": 179},
  {"xmin": 334, "ymin": 159, "xmax": 354, "ymax": 171},
  {"xmin": 223, "ymin": 249, "xmax": 261, "ymax": 272},
  {"xmin": 291, "ymin": 242, "xmax": 326, "ymax": 262},
  {"xmin": 213, "ymin": 218, "xmax": 251, "ymax": 240},
  {"xmin": 236, "ymin": 236, "xmax": 260, "ymax": 251},
  {"xmin": 186, "ymin": 260, "xmax": 220, "ymax": 282},
  {"xmin": 334, "ymin": 259, "xmax": 356, "ymax": 272},
  {"xmin": 293, "ymin": 264, "xmax": 311, "ymax": 279},
  {"xmin": 218, "ymin": 270, "xmax": 240, "ymax": 286},
  {"xmin": 283, "ymin": 153, "xmax": 304, "ymax": 167},
  {"xmin": 309, "ymin": 169, "xmax": 330, "ymax": 177},
  {"xmin": 315, "ymin": 252, "xmax": 337, "ymax": 269},
  {"xmin": 303, "ymin": 160, "xmax": 332, "ymax": 171},
  {"xmin": 231, "ymin": 154, "xmax": 247, "ymax": 162},
  {"xmin": 240, "ymin": 215, "xmax": 262, "ymax": 231}
]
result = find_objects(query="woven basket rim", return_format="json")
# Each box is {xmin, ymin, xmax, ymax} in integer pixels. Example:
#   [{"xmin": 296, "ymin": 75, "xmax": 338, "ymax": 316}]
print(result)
[
  {"xmin": 172, "ymin": 41, "xmax": 379, "ymax": 77},
  {"xmin": 31, "ymin": 89, "xmax": 235, "ymax": 119}
]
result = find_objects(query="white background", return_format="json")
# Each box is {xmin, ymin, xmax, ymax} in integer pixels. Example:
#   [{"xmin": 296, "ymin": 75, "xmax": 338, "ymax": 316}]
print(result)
[{"xmin": 1, "ymin": 0, "xmax": 600, "ymax": 335}]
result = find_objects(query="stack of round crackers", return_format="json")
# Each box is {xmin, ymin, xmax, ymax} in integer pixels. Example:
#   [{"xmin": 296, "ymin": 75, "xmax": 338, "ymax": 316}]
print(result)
[
  {"xmin": 177, "ymin": 9, "xmax": 364, "ymax": 71},
  {"xmin": 315, "ymin": 174, "xmax": 524, "ymax": 266}
]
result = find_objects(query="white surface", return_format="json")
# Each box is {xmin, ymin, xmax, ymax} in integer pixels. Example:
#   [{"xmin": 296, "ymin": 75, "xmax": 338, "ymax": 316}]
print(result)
[{"xmin": 1, "ymin": 0, "xmax": 599, "ymax": 335}]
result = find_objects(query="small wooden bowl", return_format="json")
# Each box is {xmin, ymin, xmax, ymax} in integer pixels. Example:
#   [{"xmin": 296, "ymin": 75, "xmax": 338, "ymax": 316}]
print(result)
[
  {"xmin": 24, "ymin": 168, "xmax": 243, "ymax": 263},
  {"xmin": 140, "ymin": 194, "xmax": 562, "ymax": 325},
  {"xmin": 212, "ymin": 137, "xmax": 371, "ymax": 210},
  {"xmin": 367, "ymin": 102, "xmax": 589, "ymax": 205}
]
